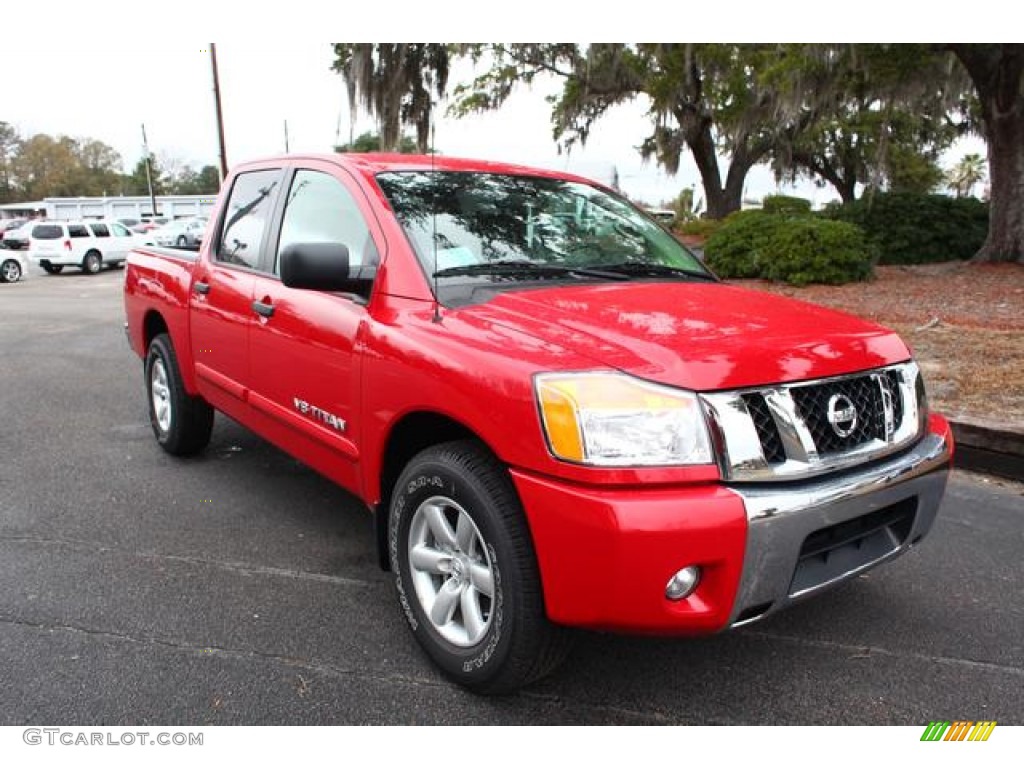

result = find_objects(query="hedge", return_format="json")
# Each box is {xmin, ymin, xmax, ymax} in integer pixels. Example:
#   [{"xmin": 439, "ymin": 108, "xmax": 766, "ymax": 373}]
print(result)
[{"xmin": 822, "ymin": 192, "xmax": 988, "ymax": 264}]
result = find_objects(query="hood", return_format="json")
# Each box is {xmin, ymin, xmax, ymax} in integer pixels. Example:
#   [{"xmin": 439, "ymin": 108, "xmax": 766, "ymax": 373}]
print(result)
[{"xmin": 458, "ymin": 282, "xmax": 910, "ymax": 391}]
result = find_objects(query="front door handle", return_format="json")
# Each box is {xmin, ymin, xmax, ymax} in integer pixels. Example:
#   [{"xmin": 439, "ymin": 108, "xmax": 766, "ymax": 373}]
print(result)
[
  {"xmin": 194, "ymin": 281, "xmax": 210, "ymax": 295},
  {"xmin": 252, "ymin": 300, "xmax": 275, "ymax": 318}
]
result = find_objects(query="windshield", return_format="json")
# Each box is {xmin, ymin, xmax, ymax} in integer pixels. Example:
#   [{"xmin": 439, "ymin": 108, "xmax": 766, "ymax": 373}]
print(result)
[{"xmin": 376, "ymin": 171, "xmax": 710, "ymax": 298}]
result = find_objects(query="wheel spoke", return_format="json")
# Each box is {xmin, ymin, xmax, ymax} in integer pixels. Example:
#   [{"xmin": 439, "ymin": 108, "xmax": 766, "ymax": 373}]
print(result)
[
  {"xmin": 461, "ymin": 586, "xmax": 487, "ymax": 643},
  {"xmin": 469, "ymin": 562, "xmax": 493, "ymax": 597},
  {"xmin": 422, "ymin": 503, "xmax": 457, "ymax": 549},
  {"xmin": 429, "ymin": 577, "xmax": 462, "ymax": 626},
  {"xmin": 455, "ymin": 510, "xmax": 476, "ymax": 553},
  {"xmin": 409, "ymin": 544, "xmax": 452, "ymax": 575}
]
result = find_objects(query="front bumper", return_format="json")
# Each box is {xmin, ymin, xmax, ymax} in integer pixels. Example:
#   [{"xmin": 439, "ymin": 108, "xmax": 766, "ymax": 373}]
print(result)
[{"xmin": 513, "ymin": 415, "xmax": 952, "ymax": 634}]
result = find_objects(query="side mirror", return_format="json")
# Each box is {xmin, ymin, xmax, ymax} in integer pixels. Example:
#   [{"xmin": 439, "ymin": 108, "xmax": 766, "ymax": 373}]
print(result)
[{"xmin": 279, "ymin": 242, "xmax": 376, "ymax": 296}]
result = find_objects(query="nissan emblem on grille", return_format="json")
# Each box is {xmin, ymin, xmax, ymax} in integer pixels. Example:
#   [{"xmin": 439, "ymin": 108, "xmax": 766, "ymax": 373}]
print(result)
[{"xmin": 827, "ymin": 394, "xmax": 858, "ymax": 437}]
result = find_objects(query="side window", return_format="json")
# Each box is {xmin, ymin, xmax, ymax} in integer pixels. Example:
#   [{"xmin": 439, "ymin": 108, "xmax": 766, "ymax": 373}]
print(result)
[
  {"xmin": 275, "ymin": 169, "xmax": 378, "ymax": 275},
  {"xmin": 68, "ymin": 224, "xmax": 90, "ymax": 238},
  {"xmin": 90, "ymin": 223, "xmax": 110, "ymax": 238},
  {"xmin": 216, "ymin": 169, "xmax": 281, "ymax": 269},
  {"xmin": 110, "ymin": 223, "xmax": 132, "ymax": 237}
]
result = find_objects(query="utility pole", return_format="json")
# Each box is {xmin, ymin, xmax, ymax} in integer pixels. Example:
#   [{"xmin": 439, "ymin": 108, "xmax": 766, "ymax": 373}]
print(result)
[
  {"xmin": 284, "ymin": 120, "xmax": 290, "ymax": 153},
  {"xmin": 210, "ymin": 43, "xmax": 228, "ymax": 182},
  {"xmin": 141, "ymin": 123, "xmax": 158, "ymax": 217}
]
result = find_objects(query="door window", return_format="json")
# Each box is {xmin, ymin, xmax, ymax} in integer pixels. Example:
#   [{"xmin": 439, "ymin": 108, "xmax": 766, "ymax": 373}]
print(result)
[{"xmin": 275, "ymin": 170, "xmax": 377, "ymax": 275}]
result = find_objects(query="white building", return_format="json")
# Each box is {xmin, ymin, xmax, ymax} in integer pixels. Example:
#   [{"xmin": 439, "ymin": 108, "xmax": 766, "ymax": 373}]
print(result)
[{"xmin": 0, "ymin": 194, "xmax": 217, "ymax": 221}]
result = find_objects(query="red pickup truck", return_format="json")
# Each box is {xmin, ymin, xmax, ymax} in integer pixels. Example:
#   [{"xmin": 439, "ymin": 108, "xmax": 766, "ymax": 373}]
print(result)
[{"xmin": 124, "ymin": 153, "xmax": 953, "ymax": 693}]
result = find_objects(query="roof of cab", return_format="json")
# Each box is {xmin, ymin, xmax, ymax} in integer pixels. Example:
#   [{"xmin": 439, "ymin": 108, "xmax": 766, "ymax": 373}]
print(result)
[{"xmin": 231, "ymin": 153, "xmax": 607, "ymax": 189}]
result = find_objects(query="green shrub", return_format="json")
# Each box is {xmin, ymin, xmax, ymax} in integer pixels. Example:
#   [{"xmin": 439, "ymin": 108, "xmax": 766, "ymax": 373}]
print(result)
[
  {"xmin": 703, "ymin": 211, "xmax": 783, "ymax": 279},
  {"xmin": 822, "ymin": 192, "xmax": 988, "ymax": 264},
  {"xmin": 705, "ymin": 212, "xmax": 875, "ymax": 286},
  {"xmin": 761, "ymin": 194, "xmax": 812, "ymax": 215},
  {"xmin": 676, "ymin": 218, "xmax": 721, "ymax": 239},
  {"xmin": 760, "ymin": 219, "xmax": 875, "ymax": 286}
]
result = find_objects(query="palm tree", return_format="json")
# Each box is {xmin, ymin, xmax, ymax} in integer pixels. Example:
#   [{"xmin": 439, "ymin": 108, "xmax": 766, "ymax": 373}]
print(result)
[
  {"xmin": 332, "ymin": 44, "xmax": 449, "ymax": 154},
  {"xmin": 947, "ymin": 153, "xmax": 987, "ymax": 198}
]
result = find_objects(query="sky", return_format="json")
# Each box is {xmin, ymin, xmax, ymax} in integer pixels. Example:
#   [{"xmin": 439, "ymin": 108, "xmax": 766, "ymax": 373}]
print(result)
[{"xmin": 0, "ymin": 36, "xmax": 987, "ymax": 209}]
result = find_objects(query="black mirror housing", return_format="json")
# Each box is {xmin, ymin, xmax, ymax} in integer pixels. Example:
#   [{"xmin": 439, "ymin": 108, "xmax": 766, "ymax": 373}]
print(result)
[{"xmin": 279, "ymin": 242, "xmax": 376, "ymax": 295}]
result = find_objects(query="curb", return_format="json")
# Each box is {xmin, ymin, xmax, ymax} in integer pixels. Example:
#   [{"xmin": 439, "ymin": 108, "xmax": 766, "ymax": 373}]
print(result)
[{"xmin": 949, "ymin": 417, "xmax": 1024, "ymax": 483}]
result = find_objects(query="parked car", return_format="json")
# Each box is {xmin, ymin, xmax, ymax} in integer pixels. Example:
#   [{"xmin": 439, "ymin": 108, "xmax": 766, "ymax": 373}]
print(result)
[
  {"xmin": 2, "ymin": 220, "xmax": 36, "ymax": 250},
  {"xmin": 0, "ymin": 248, "xmax": 28, "ymax": 283},
  {"xmin": 0, "ymin": 218, "xmax": 29, "ymax": 247},
  {"xmin": 151, "ymin": 217, "xmax": 208, "ymax": 249},
  {"xmin": 118, "ymin": 216, "xmax": 169, "ymax": 234},
  {"xmin": 28, "ymin": 220, "xmax": 142, "ymax": 274},
  {"xmin": 124, "ymin": 153, "xmax": 952, "ymax": 693}
]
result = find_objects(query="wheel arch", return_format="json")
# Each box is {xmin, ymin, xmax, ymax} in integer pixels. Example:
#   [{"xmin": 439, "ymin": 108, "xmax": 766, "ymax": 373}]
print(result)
[{"xmin": 373, "ymin": 410, "xmax": 500, "ymax": 571}]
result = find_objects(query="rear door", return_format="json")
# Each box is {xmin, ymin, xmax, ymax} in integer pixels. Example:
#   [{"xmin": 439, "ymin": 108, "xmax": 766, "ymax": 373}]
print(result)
[
  {"xmin": 245, "ymin": 162, "xmax": 382, "ymax": 493},
  {"xmin": 189, "ymin": 168, "xmax": 285, "ymax": 419}
]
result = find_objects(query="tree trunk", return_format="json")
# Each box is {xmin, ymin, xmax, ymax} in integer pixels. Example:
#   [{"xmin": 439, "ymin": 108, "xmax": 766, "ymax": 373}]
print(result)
[
  {"xmin": 952, "ymin": 44, "xmax": 1024, "ymax": 264},
  {"xmin": 974, "ymin": 109, "xmax": 1024, "ymax": 263}
]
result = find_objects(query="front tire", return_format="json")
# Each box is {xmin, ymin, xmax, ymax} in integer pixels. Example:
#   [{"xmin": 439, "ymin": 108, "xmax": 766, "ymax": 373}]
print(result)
[
  {"xmin": 0, "ymin": 258, "xmax": 21, "ymax": 283},
  {"xmin": 82, "ymin": 250, "xmax": 102, "ymax": 274},
  {"xmin": 176, "ymin": 235, "xmax": 188, "ymax": 248},
  {"xmin": 145, "ymin": 333, "xmax": 214, "ymax": 455},
  {"xmin": 389, "ymin": 440, "xmax": 571, "ymax": 693}
]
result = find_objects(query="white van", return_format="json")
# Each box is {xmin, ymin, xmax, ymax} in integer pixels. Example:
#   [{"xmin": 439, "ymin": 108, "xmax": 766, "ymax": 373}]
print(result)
[{"xmin": 28, "ymin": 220, "xmax": 142, "ymax": 274}]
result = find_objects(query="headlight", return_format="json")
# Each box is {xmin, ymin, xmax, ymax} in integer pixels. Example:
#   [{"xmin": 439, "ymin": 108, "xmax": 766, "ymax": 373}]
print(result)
[{"xmin": 534, "ymin": 372, "xmax": 713, "ymax": 466}]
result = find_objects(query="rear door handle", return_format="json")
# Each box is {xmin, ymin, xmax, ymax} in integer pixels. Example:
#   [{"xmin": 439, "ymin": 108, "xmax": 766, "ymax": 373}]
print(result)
[
  {"xmin": 252, "ymin": 300, "xmax": 275, "ymax": 318},
  {"xmin": 194, "ymin": 281, "xmax": 210, "ymax": 295}
]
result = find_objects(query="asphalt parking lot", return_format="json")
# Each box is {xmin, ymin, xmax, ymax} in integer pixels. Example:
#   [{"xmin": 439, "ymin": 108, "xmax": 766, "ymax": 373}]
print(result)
[{"xmin": 1, "ymin": 264, "xmax": 1022, "ymax": 725}]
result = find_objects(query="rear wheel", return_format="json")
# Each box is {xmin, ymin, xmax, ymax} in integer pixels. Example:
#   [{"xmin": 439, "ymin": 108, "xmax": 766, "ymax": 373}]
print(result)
[
  {"xmin": 176, "ymin": 235, "xmax": 188, "ymax": 248},
  {"xmin": 41, "ymin": 263, "xmax": 64, "ymax": 275},
  {"xmin": 145, "ymin": 333, "xmax": 214, "ymax": 455},
  {"xmin": 0, "ymin": 258, "xmax": 21, "ymax": 283},
  {"xmin": 82, "ymin": 250, "xmax": 102, "ymax": 274},
  {"xmin": 389, "ymin": 440, "xmax": 571, "ymax": 693}
]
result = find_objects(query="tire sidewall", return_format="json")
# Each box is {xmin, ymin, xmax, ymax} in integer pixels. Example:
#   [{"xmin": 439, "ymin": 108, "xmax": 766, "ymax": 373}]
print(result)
[
  {"xmin": 389, "ymin": 455, "xmax": 516, "ymax": 686},
  {"xmin": 145, "ymin": 337, "xmax": 176, "ymax": 446},
  {"xmin": 83, "ymin": 251, "xmax": 101, "ymax": 273}
]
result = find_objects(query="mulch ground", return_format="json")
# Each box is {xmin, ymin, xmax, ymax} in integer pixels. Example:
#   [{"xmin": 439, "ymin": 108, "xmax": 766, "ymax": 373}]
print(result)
[{"xmin": 731, "ymin": 262, "xmax": 1024, "ymax": 425}]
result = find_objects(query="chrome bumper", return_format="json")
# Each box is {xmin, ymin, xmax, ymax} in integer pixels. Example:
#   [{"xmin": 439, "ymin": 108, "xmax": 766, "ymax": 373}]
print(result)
[{"xmin": 726, "ymin": 431, "xmax": 951, "ymax": 627}]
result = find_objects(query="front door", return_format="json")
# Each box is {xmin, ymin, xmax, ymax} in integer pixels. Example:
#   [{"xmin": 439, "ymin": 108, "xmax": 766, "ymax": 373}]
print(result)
[
  {"xmin": 190, "ymin": 167, "xmax": 284, "ymax": 419},
  {"xmin": 246, "ymin": 164, "xmax": 382, "ymax": 494}
]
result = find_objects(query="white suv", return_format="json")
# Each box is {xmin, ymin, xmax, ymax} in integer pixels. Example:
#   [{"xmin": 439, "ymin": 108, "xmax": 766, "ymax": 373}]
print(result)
[{"xmin": 28, "ymin": 220, "xmax": 142, "ymax": 274}]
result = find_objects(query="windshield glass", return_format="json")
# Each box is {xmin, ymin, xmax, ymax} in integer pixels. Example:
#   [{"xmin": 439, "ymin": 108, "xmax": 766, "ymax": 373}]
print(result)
[{"xmin": 376, "ymin": 171, "xmax": 709, "ymax": 287}]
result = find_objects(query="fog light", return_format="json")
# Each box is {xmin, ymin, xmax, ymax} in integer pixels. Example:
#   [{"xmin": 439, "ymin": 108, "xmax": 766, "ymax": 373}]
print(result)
[{"xmin": 665, "ymin": 566, "xmax": 701, "ymax": 601}]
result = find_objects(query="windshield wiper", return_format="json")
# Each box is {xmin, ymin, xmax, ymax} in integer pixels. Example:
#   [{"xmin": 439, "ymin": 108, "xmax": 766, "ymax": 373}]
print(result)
[
  {"xmin": 433, "ymin": 260, "xmax": 627, "ymax": 280},
  {"xmin": 589, "ymin": 262, "xmax": 718, "ymax": 282}
]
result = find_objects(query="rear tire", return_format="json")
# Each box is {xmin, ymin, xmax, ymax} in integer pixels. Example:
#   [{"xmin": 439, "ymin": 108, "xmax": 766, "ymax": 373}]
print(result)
[
  {"xmin": 82, "ymin": 250, "xmax": 102, "ymax": 274},
  {"xmin": 41, "ymin": 263, "xmax": 64, "ymax": 275},
  {"xmin": 145, "ymin": 333, "xmax": 214, "ymax": 456},
  {"xmin": 389, "ymin": 440, "xmax": 571, "ymax": 694},
  {"xmin": 0, "ymin": 258, "xmax": 21, "ymax": 283},
  {"xmin": 176, "ymin": 235, "xmax": 188, "ymax": 248}
]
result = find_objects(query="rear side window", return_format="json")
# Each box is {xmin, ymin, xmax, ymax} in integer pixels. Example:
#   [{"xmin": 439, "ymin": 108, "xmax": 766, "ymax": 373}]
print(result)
[
  {"xmin": 216, "ymin": 169, "xmax": 281, "ymax": 269},
  {"xmin": 68, "ymin": 224, "xmax": 90, "ymax": 238},
  {"xmin": 32, "ymin": 224, "xmax": 64, "ymax": 239},
  {"xmin": 90, "ymin": 223, "xmax": 110, "ymax": 237}
]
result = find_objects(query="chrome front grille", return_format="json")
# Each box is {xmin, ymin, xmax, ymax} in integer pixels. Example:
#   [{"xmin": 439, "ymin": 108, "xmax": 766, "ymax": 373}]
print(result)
[{"xmin": 701, "ymin": 362, "xmax": 925, "ymax": 482}]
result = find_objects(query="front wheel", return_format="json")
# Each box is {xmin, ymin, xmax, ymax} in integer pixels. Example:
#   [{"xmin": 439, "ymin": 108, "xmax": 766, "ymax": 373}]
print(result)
[
  {"xmin": 145, "ymin": 333, "xmax": 214, "ymax": 455},
  {"xmin": 389, "ymin": 440, "xmax": 571, "ymax": 693},
  {"xmin": 0, "ymin": 258, "xmax": 21, "ymax": 283}
]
